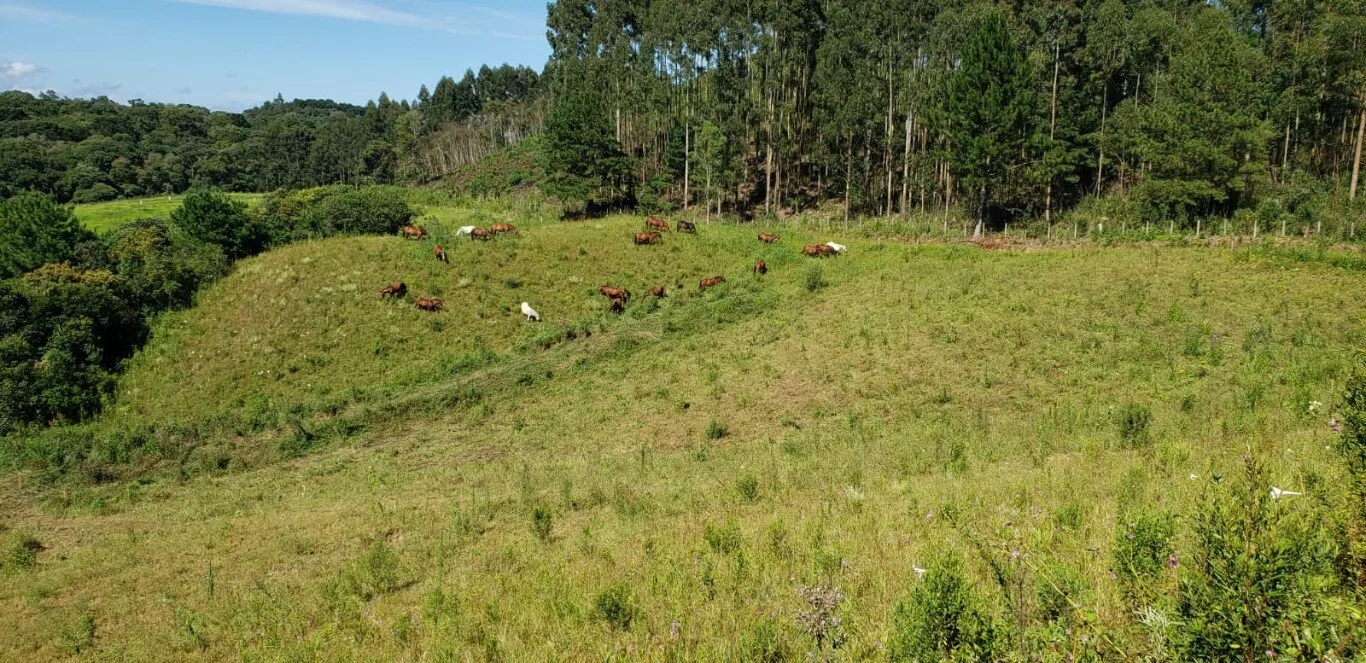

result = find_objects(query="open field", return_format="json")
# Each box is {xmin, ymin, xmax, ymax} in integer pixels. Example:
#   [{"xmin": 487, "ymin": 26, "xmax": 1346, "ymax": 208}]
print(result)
[
  {"xmin": 1, "ymin": 213, "xmax": 1364, "ymax": 659},
  {"xmin": 74, "ymin": 193, "xmax": 266, "ymax": 234}
]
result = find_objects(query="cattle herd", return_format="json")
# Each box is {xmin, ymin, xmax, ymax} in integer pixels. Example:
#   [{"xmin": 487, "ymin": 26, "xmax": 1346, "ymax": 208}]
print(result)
[{"xmin": 381, "ymin": 217, "xmax": 843, "ymax": 324}]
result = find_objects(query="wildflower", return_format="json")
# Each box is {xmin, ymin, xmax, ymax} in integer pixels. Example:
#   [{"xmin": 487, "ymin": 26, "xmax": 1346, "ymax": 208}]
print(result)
[
  {"xmin": 1329, "ymin": 417, "xmax": 1341, "ymax": 434},
  {"xmin": 1167, "ymin": 554, "xmax": 1178, "ymax": 568},
  {"xmin": 1308, "ymin": 400, "xmax": 1321, "ymax": 414}
]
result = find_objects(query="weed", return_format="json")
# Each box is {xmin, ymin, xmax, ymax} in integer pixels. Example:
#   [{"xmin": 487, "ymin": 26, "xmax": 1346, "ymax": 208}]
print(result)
[
  {"xmin": 1116, "ymin": 403, "xmax": 1153, "ymax": 448},
  {"xmin": 531, "ymin": 505, "xmax": 553, "ymax": 542},
  {"xmin": 1112, "ymin": 511, "xmax": 1174, "ymax": 603},
  {"xmin": 739, "ymin": 616, "xmax": 794, "ymax": 662},
  {"xmin": 737, "ymin": 473, "xmax": 760, "ymax": 502},
  {"xmin": 4, "ymin": 534, "xmax": 43, "ymax": 571},
  {"xmin": 704, "ymin": 519, "xmax": 743, "ymax": 555},
  {"xmin": 336, "ymin": 541, "xmax": 402, "ymax": 601},
  {"xmin": 889, "ymin": 554, "xmax": 999, "ymax": 661},
  {"xmin": 592, "ymin": 583, "xmax": 637, "ymax": 630},
  {"xmin": 804, "ymin": 265, "xmax": 825, "ymax": 293},
  {"xmin": 704, "ymin": 419, "xmax": 729, "ymax": 441}
]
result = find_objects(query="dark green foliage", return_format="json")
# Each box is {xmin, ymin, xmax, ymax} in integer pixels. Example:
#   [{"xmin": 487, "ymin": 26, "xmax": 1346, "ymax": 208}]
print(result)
[
  {"xmin": 889, "ymin": 553, "xmax": 1000, "ymax": 661},
  {"xmin": 0, "ymin": 193, "xmax": 96, "ymax": 279},
  {"xmin": 803, "ymin": 265, "xmax": 824, "ymax": 293},
  {"xmin": 704, "ymin": 419, "xmax": 729, "ymax": 441},
  {"xmin": 1175, "ymin": 458, "xmax": 1346, "ymax": 660},
  {"xmin": 1116, "ymin": 403, "xmax": 1153, "ymax": 448},
  {"xmin": 591, "ymin": 583, "xmax": 637, "ymax": 630},
  {"xmin": 255, "ymin": 186, "xmax": 416, "ymax": 245},
  {"xmin": 170, "ymin": 189, "xmax": 261, "ymax": 259},
  {"xmin": 737, "ymin": 473, "xmax": 759, "ymax": 502},
  {"xmin": 105, "ymin": 219, "xmax": 228, "ymax": 312},
  {"xmin": 531, "ymin": 505, "xmax": 553, "ymax": 542},
  {"xmin": 541, "ymin": 61, "xmax": 633, "ymax": 211}
]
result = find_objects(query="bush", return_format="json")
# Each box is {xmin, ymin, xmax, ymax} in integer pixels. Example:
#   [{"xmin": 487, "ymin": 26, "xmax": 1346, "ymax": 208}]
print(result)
[
  {"xmin": 335, "ymin": 541, "xmax": 402, "ymax": 601},
  {"xmin": 70, "ymin": 183, "xmax": 119, "ymax": 204},
  {"xmin": 738, "ymin": 616, "xmax": 794, "ymax": 662},
  {"xmin": 531, "ymin": 504, "xmax": 553, "ymax": 542},
  {"xmin": 1112, "ymin": 511, "xmax": 1174, "ymax": 601},
  {"xmin": 889, "ymin": 553, "xmax": 999, "ymax": 661},
  {"xmin": 0, "ymin": 192, "xmax": 96, "ymax": 279},
  {"xmin": 105, "ymin": 219, "xmax": 228, "ymax": 313},
  {"xmin": 292, "ymin": 186, "xmax": 415, "ymax": 238},
  {"xmin": 170, "ymin": 189, "xmax": 262, "ymax": 259},
  {"xmin": 1116, "ymin": 403, "xmax": 1153, "ymax": 448},
  {"xmin": 592, "ymin": 583, "xmax": 637, "ymax": 630},
  {"xmin": 704, "ymin": 419, "xmax": 729, "ymax": 441},
  {"xmin": 1175, "ymin": 458, "xmax": 1347, "ymax": 660},
  {"xmin": 804, "ymin": 265, "xmax": 825, "ymax": 293},
  {"xmin": 704, "ymin": 519, "xmax": 743, "ymax": 554},
  {"xmin": 737, "ymin": 473, "xmax": 759, "ymax": 502}
]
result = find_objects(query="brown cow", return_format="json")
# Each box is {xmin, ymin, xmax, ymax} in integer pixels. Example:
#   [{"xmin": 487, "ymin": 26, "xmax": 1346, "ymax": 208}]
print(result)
[
  {"xmin": 401, "ymin": 224, "xmax": 427, "ymax": 239},
  {"xmin": 599, "ymin": 285, "xmax": 631, "ymax": 302},
  {"xmin": 433, "ymin": 244, "xmax": 448, "ymax": 263},
  {"xmin": 803, "ymin": 244, "xmax": 835, "ymax": 257},
  {"xmin": 414, "ymin": 296, "xmax": 443, "ymax": 312},
  {"xmin": 699, "ymin": 275, "xmax": 726, "ymax": 289},
  {"xmin": 645, "ymin": 216, "xmax": 670, "ymax": 232},
  {"xmin": 634, "ymin": 232, "xmax": 661, "ymax": 245},
  {"xmin": 379, "ymin": 281, "xmax": 407, "ymax": 299},
  {"xmin": 676, "ymin": 219, "xmax": 696, "ymax": 233},
  {"xmin": 470, "ymin": 227, "xmax": 493, "ymax": 240},
  {"xmin": 649, "ymin": 286, "xmax": 666, "ymax": 298},
  {"xmin": 490, "ymin": 223, "xmax": 516, "ymax": 234},
  {"xmin": 754, "ymin": 259, "xmax": 767, "ymax": 275},
  {"xmin": 758, "ymin": 232, "xmax": 780, "ymax": 244}
]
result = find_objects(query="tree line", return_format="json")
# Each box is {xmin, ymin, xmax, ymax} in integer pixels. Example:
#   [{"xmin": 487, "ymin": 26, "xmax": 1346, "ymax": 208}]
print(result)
[
  {"xmin": 0, "ymin": 64, "xmax": 543, "ymax": 203},
  {"xmin": 541, "ymin": 0, "xmax": 1366, "ymax": 235}
]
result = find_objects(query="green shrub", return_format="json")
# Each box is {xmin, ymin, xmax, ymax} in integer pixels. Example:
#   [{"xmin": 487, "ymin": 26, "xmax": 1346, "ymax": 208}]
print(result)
[
  {"xmin": 1035, "ymin": 559, "xmax": 1088, "ymax": 624},
  {"xmin": 804, "ymin": 264, "xmax": 824, "ymax": 293},
  {"xmin": 171, "ymin": 189, "xmax": 263, "ymax": 259},
  {"xmin": 104, "ymin": 219, "xmax": 228, "ymax": 313},
  {"xmin": 737, "ymin": 473, "xmax": 760, "ymax": 502},
  {"xmin": 889, "ymin": 554, "xmax": 999, "ymax": 661},
  {"xmin": 591, "ymin": 583, "xmax": 637, "ymax": 630},
  {"xmin": 4, "ymin": 534, "xmax": 43, "ymax": 571},
  {"xmin": 1116, "ymin": 403, "xmax": 1153, "ymax": 448},
  {"xmin": 531, "ymin": 505, "xmax": 553, "ymax": 542},
  {"xmin": 335, "ymin": 541, "xmax": 402, "ymax": 601},
  {"xmin": 254, "ymin": 185, "xmax": 416, "ymax": 245},
  {"xmin": 71, "ymin": 183, "xmax": 119, "ymax": 205},
  {"xmin": 704, "ymin": 419, "xmax": 729, "ymax": 441},
  {"xmin": 704, "ymin": 519, "xmax": 743, "ymax": 554},
  {"xmin": 1175, "ymin": 457, "xmax": 1347, "ymax": 661}
]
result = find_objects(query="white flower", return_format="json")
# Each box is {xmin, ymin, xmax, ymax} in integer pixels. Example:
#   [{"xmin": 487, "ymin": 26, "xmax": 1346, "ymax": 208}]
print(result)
[{"xmin": 1308, "ymin": 401, "xmax": 1322, "ymax": 414}]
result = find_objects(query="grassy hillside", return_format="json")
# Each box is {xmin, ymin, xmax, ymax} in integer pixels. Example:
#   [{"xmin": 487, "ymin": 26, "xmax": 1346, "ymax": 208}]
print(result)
[
  {"xmin": 1, "ymin": 215, "xmax": 1364, "ymax": 659},
  {"xmin": 75, "ymin": 193, "xmax": 265, "ymax": 234}
]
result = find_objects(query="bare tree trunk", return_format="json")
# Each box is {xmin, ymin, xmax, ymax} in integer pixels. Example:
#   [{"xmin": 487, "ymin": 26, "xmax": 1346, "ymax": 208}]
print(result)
[
  {"xmin": 885, "ymin": 46, "xmax": 895, "ymax": 218},
  {"xmin": 1046, "ymin": 42, "xmax": 1060, "ymax": 232},
  {"xmin": 684, "ymin": 123, "xmax": 691, "ymax": 210},
  {"xmin": 1351, "ymin": 103, "xmax": 1365, "ymax": 202},
  {"xmin": 902, "ymin": 113, "xmax": 912, "ymax": 215},
  {"xmin": 844, "ymin": 134, "xmax": 853, "ymax": 227},
  {"xmin": 1096, "ymin": 83, "xmax": 1108, "ymax": 197}
]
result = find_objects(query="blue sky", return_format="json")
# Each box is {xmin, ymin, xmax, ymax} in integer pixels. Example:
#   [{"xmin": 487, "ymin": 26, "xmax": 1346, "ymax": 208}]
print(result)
[{"xmin": 0, "ymin": 0, "xmax": 551, "ymax": 111}]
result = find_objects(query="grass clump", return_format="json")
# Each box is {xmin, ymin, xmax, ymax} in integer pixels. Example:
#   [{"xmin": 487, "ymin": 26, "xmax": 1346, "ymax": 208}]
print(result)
[
  {"xmin": 1116, "ymin": 403, "xmax": 1153, "ymax": 448},
  {"xmin": 332, "ymin": 541, "xmax": 402, "ymax": 601},
  {"xmin": 736, "ymin": 473, "xmax": 760, "ymax": 502},
  {"xmin": 531, "ymin": 504, "xmax": 553, "ymax": 542},
  {"xmin": 1112, "ymin": 511, "xmax": 1175, "ymax": 603},
  {"xmin": 803, "ymin": 264, "xmax": 825, "ymax": 292},
  {"xmin": 704, "ymin": 419, "xmax": 729, "ymax": 441},
  {"xmin": 591, "ymin": 583, "xmax": 637, "ymax": 630},
  {"xmin": 704, "ymin": 519, "xmax": 744, "ymax": 554},
  {"xmin": 4, "ymin": 534, "xmax": 43, "ymax": 571}
]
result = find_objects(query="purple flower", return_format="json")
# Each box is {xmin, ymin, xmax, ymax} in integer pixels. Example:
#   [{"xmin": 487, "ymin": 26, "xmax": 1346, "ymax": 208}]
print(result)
[{"xmin": 1167, "ymin": 554, "xmax": 1178, "ymax": 568}]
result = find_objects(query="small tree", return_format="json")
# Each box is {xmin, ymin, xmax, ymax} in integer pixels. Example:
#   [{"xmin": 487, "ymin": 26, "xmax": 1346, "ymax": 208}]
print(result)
[
  {"xmin": 0, "ymin": 192, "xmax": 96, "ymax": 279},
  {"xmin": 541, "ymin": 60, "xmax": 633, "ymax": 213},
  {"xmin": 170, "ymin": 189, "xmax": 261, "ymax": 259}
]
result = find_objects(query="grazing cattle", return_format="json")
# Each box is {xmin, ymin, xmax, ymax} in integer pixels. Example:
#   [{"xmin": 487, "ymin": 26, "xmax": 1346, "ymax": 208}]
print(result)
[
  {"xmin": 455, "ymin": 225, "xmax": 477, "ymax": 237},
  {"xmin": 433, "ymin": 244, "xmax": 448, "ymax": 263},
  {"xmin": 491, "ymin": 223, "xmax": 517, "ymax": 234},
  {"xmin": 379, "ymin": 281, "xmax": 407, "ymax": 299},
  {"xmin": 520, "ymin": 302, "xmax": 540, "ymax": 322},
  {"xmin": 758, "ymin": 232, "xmax": 780, "ymax": 244},
  {"xmin": 414, "ymin": 296, "xmax": 443, "ymax": 312},
  {"xmin": 699, "ymin": 275, "xmax": 726, "ymax": 289},
  {"xmin": 634, "ymin": 232, "xmax": 661, "ymax": 245},
  {"xmin": 676, "ymin": 219, "xmax": 696, "ymax": 233},
  {"xmin": 825, "ymin": 242, "xmax": 847, "ymax": 253},
  {"xmin": 754, "ymin": 259, "xmax": 767, "ymax": 275},
  {"xmin": 599, "ymin": 285, "xmax": 631, "ymax": 302},
  {"xmin": 802, "ymin": 244, "xmax": 828, "ymax": 257},
  {"xmin": 645, "ymin": 216, "xmax": 670, "ymax": 232},
  {"xmin": 401, "ymin": 224, "xmax": 427, "ymax": 239},
  {"xmin": 609, "ymin": 297, "xmax": 625, "ymax": 314},
  {"xmin": 470, "ymin": 227, "xmax": 493, "ymax": 240},
  {"xmin": 649, "ymin": 285, "xmax": 666, "ymax": 298}
]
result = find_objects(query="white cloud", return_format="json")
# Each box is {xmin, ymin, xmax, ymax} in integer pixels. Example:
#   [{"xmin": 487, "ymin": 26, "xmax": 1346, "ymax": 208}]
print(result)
[
  {"xmin": 166, "ymin": 0, "xmax": 541, "ymax": 38},
  {"xmin": 1, "ymin": 61, "xmax": 41, "ymax": 79},
  {"xmin": 169, "ymin": 0, "xmax": 426, "ymax": 27},
  {"xmin": 0, "ymin": 2, "xmax": 80, "ymax": 23}
]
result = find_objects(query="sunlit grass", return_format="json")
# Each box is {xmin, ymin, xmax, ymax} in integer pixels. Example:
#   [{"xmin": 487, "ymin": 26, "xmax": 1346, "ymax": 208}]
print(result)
[
  {"xmin": 1, "ymin": 209, "xmax": 1362, "ymax": 659},
  {"xmin": 74, "ymin": 193, "xmax": 265, "ymax": 234}
]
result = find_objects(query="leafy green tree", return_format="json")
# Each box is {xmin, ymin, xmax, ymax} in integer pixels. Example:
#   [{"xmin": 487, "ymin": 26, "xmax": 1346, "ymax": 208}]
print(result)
[
  {"xmin": 0, "ymin": 192, "xmax": 96, "ymax": 279},
  {"xmin": 169, "ymin": 189, "xmax": 261, "ymax": 259},
  {"xmin": 105, "ymin": 219, "xmax": 228, "ymax": 313}
]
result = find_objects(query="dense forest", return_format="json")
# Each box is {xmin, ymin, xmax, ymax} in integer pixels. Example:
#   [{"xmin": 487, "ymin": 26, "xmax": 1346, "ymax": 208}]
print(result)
[
  {"xmin": 0, "ymin": 64, "xmax": 543, "ymax": 202},
  {"xmin": 540, "ymin": 0, "xmax": 1366, "ymax": 234}
]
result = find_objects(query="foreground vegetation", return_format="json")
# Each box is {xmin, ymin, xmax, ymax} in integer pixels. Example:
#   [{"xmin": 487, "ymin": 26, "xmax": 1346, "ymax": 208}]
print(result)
[{"xmin": 2, "ymin": 210, "xmax": 1363, "ymax": 659}]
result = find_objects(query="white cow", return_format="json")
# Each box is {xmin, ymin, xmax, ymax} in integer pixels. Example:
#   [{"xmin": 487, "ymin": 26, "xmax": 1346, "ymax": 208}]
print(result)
[
  {"xmin": 826, "ymin": 241, "xmax": 847, "ymax": 253},
  {"xmin": 455, "ymin": 225, "xmax": 477, "ymax": 237},
  {"xmin": 520, "ymin": 302, "xmax": 541, "ymax": 322}
]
